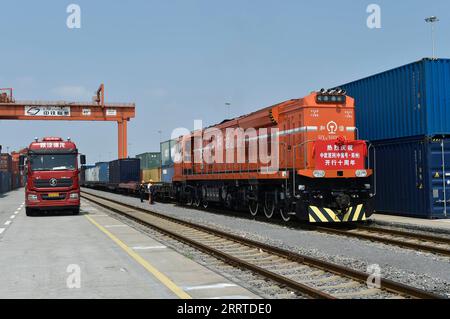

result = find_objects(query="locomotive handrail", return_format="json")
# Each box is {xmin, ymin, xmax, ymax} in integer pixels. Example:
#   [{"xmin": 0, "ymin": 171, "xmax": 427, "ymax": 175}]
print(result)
[
  {"xmin": 367, "ymin": 143, "xmax": 377, "ymax": 197},
  {"xmin": 292, "ymin": 139, "xmax": 316, "ymax": 198},
  {"xmin": 279, "ymin": 142, "xmax": 289, "ymax": 193}
]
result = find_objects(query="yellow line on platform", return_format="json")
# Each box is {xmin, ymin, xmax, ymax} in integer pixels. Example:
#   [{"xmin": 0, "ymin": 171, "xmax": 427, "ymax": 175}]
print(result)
[{"xmin": 85, "ymin": 214, "xmax": 192, "ymax": 299}]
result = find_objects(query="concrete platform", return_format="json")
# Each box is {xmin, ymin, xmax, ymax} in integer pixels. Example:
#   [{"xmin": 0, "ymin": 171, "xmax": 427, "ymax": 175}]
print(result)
[
  {"xmin": 370, "ymin": 213, "xmax": 450, "ymax": 234},
  {"xmin": 0, "ymin": 189, "xmax": 259, "ymax": 299}
]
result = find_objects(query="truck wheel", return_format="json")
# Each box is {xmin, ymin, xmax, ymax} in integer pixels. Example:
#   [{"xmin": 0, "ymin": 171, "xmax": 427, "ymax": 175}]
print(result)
[{"xmin": 26, "ymin": 208, "xmax": 35, "ymax": 217}]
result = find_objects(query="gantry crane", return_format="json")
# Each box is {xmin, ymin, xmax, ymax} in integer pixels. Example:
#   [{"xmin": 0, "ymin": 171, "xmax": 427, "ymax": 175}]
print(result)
[{"xmin": 0, "ymin": 84, "xmax": 135, "ymax": 159}]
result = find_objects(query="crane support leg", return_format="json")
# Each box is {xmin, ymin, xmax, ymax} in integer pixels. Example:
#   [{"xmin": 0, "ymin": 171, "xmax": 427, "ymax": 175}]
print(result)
[{"xmin": 117, "ymin": 120, "xmax": 128, "ymax": 159}]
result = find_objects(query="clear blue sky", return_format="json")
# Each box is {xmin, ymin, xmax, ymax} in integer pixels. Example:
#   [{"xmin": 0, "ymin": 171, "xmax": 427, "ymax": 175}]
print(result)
[{"xmin": 1, "ymin": 0, "xmax": 449, "ymax": 163}]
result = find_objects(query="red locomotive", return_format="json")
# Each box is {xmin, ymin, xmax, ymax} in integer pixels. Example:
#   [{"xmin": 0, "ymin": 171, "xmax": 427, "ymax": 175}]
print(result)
[{"xmin": 172, "ymin": 90, "xmax": 374, "ymax": 222}]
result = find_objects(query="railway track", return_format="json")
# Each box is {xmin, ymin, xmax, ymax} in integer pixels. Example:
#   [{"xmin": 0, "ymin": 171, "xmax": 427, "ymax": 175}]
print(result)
[
  {"xmin": 81, "ymin": 191, "xmax": 442, "ymax": 299},
  {"xmin": 315, "ymin": 225, "xmax": 450, "ymax": 257},
  {"xmin": 161, "ymin": 199, "xmax": 450, "ymax": 258}
]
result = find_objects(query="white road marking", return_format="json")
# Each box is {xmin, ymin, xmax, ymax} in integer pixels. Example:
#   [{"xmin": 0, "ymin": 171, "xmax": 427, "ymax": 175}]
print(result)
[
  {"xmin": 132, "ymin": 246, "xmax": 167, "ymax": 250},
  {"xmin": 14, "ymin": 211, "xmax": 19, "ymax": 214},
  {"xmin": 4, "ymin": 221, "xmax": 11, "ymax": 226},
  {"xmin": 0, "ymin": 228, "xmax": 5, "ymax": 234},
  {"xmin": 104, "ymin": 225, "xmax": 127, "ymax": 228},
  {"xmin": 10, "ymin": 215, "xmax": 16, "ymax": 219},
  {"xmin": 183, "ymin": 283, "xmax": 238, "ymax": 291}
]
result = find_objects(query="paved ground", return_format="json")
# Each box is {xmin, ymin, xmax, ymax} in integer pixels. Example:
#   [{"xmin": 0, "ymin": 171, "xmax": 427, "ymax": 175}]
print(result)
[
  {"xmin": 0, "ymin": 189, "xmax": 258, "ymax": 299},
  {"xmin": 372, "ymin": 213, "xmax": 450, "ymax": 234}
]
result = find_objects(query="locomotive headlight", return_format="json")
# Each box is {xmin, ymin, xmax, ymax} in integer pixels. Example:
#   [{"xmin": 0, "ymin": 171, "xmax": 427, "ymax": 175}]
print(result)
[
  {"xmin": 313, "ymin": 170, "xmax": 326, "ymax": 178},
  {"xmin": 364, "ymin": 184, "xmax": 371, "ymax": 189},
  {"xmin": 356, "ymin": 170, "xmax": 368, "ymax": 178},
  {"xmin": 298, "ymin": 185, "xmax": 306, "ymax": 191}
]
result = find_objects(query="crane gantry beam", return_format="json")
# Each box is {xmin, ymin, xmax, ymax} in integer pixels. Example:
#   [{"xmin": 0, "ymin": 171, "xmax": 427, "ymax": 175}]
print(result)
[{"xmin": 0, "ymin": 84, "xmax": 135, "ymax": 159}]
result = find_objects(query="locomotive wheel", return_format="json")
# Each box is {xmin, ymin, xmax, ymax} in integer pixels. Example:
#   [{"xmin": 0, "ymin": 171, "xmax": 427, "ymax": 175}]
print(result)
[
  {"xmin": 202, "ymin": 200, "xmax": 209, "ymax": 209},
  {"xmin": 193, "ymin": 197, "xmax": 201, "ymax": 207},
  {"xmin": 225, "ymin": 193, "xmax": 233, "ymax": 209},
  {"xmin": 186, "ymin": 194, "xmax": 194, "ymax": 206},
  {"xmin": 249, "ymin": 200, "xmax": 259, "ymax": 217},
  {"xmin": 280, "ymin": 207, "xmax": 291, "ymax": 222},
  {"xmin": 263, "ymin": 198, "xmax": 275, "ymax": 219}
]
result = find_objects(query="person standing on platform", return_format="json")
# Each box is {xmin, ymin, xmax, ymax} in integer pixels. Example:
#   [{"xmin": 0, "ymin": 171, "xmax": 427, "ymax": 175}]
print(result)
[
  {"xmin": 147, "ymin": 180, "xmax": 155, "ymax": 205},
  {"xmin": 139, "ymin": 180, "xmax": 146, "ymax": 203}
]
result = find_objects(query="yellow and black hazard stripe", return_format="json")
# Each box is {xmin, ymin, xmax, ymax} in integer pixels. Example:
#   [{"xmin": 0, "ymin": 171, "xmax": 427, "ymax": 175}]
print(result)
[{"xmin": 308, "ymin": 204, "xmax": 366, "ymax": 223}]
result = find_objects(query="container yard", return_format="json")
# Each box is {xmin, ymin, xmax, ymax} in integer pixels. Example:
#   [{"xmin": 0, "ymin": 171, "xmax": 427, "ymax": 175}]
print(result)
[{"xmin": 0, "ymin": 0, "xmax": 449, "ymax": 309}]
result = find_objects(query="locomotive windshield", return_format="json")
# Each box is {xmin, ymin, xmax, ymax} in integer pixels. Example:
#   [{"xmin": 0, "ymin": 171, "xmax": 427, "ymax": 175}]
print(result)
[{"xmin": 30, "ymin": 154, "xmax": 77, "ymax": 171}]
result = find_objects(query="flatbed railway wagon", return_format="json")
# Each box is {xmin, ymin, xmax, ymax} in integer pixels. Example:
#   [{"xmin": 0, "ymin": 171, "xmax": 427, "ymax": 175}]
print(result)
[
  {"xmin": 81, "ymin": 158, "xmax": 141, "ymax": 195},
  {"xmin": 171, "ymin": 90, "xmax": 375, "ymax": 223}
]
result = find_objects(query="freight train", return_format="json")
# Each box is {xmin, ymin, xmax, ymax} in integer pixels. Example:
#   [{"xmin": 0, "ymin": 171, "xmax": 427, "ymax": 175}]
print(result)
[{"xmin": 82, "ymin": 90, "xmax": 375, "ymax": 223}]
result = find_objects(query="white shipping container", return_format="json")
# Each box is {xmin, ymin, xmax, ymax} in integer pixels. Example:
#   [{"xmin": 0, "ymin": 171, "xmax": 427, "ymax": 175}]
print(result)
[{"xmin": 84, "ymin": 167, "xmax": 98, "ymax": 182}]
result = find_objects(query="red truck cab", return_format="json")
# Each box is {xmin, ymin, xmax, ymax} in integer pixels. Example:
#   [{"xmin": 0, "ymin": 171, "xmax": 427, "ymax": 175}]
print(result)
[{"xmin": 21, "ymin": 137, "xmax": 86, "ymax": 216}]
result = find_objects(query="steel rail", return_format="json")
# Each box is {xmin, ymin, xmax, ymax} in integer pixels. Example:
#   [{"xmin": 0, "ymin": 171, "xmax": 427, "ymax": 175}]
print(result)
[
  {"xmin": 82, "ymin": 192, "xmax": 333, "ymax": 299},
  {"xmin": 315, "ymin": 225, "xmax": 450, "ymax": 257},
  {"xmin": 356, "ymin": 225, "xmax": 450, "ymax": 245},
  {"xmin": 81, "ymin": 191, "xmax": 442, "ymax": 299}
]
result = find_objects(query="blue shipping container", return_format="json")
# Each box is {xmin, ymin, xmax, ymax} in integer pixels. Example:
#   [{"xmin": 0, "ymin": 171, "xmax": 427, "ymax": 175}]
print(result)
[
  {"xmin": 95, "ymin": 162, "xmax": 110, "ymax": 183},
  {"xmin": 339, "ymin": 58, "xmax": 450, "ymax": 141},
  {"xmin": 161, "ymin": 166, "xmax": 174, "ymax": 183},
  {"xmin": 109, "ymin": 159, "xmax": 140, "ymax": 184},
  {"xmin": 372, "ymin": 136, "xmax": 450, "ymax": 219}
]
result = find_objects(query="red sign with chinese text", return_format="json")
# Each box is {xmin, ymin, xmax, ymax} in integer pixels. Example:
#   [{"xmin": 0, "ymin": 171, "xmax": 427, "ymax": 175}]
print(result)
[{"xmin": 314, "ymin": 140, "xmax": 367, "ymax": 170}]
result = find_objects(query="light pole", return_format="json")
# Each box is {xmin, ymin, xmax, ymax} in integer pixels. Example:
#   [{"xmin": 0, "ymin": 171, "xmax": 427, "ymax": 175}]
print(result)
[
  {"xmin": 157, "ymin": 130, "xmax": 162, "ymax": 143},
  {"xmin": 425, "ymin": 16, "xmax": 439, "ymax": 60},
  {"xmin": 157, "ymin": 130, "xmax": 162, "ymax": 180},
  {"xmin": 127, "ymin": 142, "xmax": 132, "ymax": 158},
  {"xmin": 225, "ymin": 102, "xmax": 231, "ymax": 119}
]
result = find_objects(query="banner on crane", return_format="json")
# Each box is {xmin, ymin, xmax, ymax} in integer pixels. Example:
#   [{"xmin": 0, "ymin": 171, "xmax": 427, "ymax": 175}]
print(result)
[{"xmin": 24, "ymin": 106, "xmax": 71, "ymax": 117}]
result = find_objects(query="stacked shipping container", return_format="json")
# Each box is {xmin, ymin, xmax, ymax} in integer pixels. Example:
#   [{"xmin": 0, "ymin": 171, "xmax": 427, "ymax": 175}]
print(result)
[
  {"xmin": 0, "ymin": 150, "xmax": 26, "ymax": 194},
  {"xmin": 339, "ymin": 58, "xmax": 450, "ymax": 219}
]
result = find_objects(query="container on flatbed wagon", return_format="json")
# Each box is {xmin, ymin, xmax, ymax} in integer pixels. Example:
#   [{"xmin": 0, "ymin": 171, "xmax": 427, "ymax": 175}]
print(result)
[
  {"xmin": 339, "ymin": 58, "xmax": 450, "ymax": 141},
  {"xmin": 95, "ymin": 162, "xmax": 110, "ymax": 183},
  {"xmin": 161, "ymin": 140, "xmax": 177, "ymax": 166},
  {"xmin": 372, "ymin": 135, "xmax": 450, "ymax": 219},
  {"xmin": 141, "ymin": 168, "xmax": 161, "ymax": 183},
  {"xmin": 109, "ymin": 158, "xmax": 140, "ymax": 184},
  {"xmin": 80, "ymin": 164, "xmax": 94, "ymax": 184},
  {"xmin": 161, "ymin": 165, "xmax": 174, "ymax": 183},
  {"xmin": 84, "ymin": 166, "xmax": 97, "ymax": 182},
  {"xmin": 136, "ymin": 152, "xmax": 161, "ymax": 170},
  {"xmin": 22, "ymin": 137, "xmax": 86, "ymax": 216}
]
